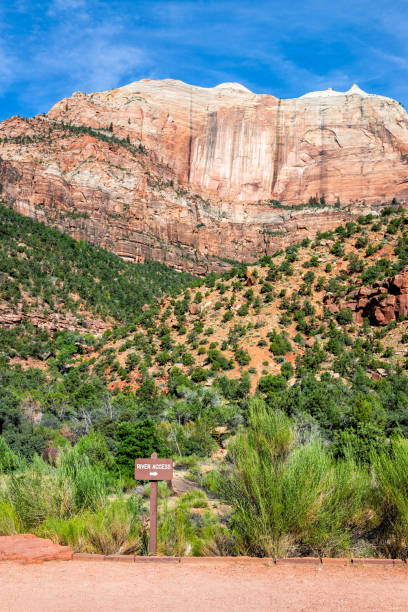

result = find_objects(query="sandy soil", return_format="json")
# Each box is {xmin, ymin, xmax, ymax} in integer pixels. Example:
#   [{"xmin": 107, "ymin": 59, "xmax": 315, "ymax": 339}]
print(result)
[{"xmin": 1, "ymin": 560, "xmax": 408, "ymax": 612}]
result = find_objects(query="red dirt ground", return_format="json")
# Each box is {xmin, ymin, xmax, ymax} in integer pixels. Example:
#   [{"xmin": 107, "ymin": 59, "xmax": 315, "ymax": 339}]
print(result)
[
  {"xmin": 0, "ymin": 534, "xmax": 72, "ymax": 564},
  {"xmin": 1, "ymin": 559, "xmax": 408, "ymax": 611}
]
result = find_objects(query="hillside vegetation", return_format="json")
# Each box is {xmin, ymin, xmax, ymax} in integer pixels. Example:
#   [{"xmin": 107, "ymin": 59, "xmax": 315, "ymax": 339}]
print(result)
[
  {"xmin": 0, "ymin": 204, "xmax": 197, "ymax": 322},
  {"xmin": 3, "ymin": 204, "xmax": 408, "ymax": 558}
]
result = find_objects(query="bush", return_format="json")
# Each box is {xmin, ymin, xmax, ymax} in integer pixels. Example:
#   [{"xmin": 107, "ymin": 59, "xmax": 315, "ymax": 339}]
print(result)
[
  {"xmin": 0, "ymin": 437, "xmax": 21, "ymax": 473},
  {"xmin": 157, "ymin": 492, "xmax": 223, "ymax": 556},
  {"xmin": 73, "ymin": 431, "xmax": 114, "ymax": 471},
  {"xmin": 0, "ymin": 501, "xmax": 20, "ymax": 535},
  {"xmin": 336, "ymin": 308, "xmax": 353, "ymax": 325},
  {"xmin": 37, "ymin": 496, "xmax": 144, "ymax": 554},
  {"xmin": 190, "ymin": 367, "xmax": 208, "ymax": 382},
  {"xmin": 58, "ymin": 450, "xmax": 108, "ymax": 512},
  {"xmin": 115, "ymin": 420, "xmax": 169, "ymax": 479},
  {"xmin": 85, "ymin": 497, "xmax": 143, "ymax": 555},
  {"xmin": 207, "ymin": 349, "xmax": 232, "ymax": 371},
  {"xmin": 268, "ymin": 330, "xmax": 292, "ymax": 356},
  {"xmin": 217, "ymin": 400, "xmax": 375, "ymax": 558},
  {"xmin": 237, "ymin": 304, "xmax": 249, "ymax": 317},
  {"xmin": 5, "ymin": 457, "xmax": 75, "ymax": 530},
  {"xmin": 234, "ymin": 348, "xmax": 251, "ymax": 366},
  {"xmin": 281, "ymin": 361, "xmax": 294, "ymax": 380},
  {"xmin": 373, "ymin": 438, "xmax": 408, "ymax": 559}
]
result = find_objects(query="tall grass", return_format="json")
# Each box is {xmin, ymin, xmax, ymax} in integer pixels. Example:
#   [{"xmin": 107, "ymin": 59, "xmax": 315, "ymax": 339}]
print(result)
[
  {"xmin": 217, "ymin": 399, "xmax": 377, "ymax": 558},
  {"xmin": 5, "ymin": 456, "xmax": 75, "ymax": 530},
  {"xmin": 85, "ymin": 497, "xmax": 143, "ymax": 555},
  {"xmin": 0, "ymin": 443, "xmax": 146, "ymax": 554},
  {"xmin": 373, "ymin": 437, "xmax": 408, "ymax": 559},
  {"xmin": 158, "ymin": 491, "xmax": 225, "ymax": 556},
  {"xmin": 1, "ymin": 449, "xmax": 110, "ymax": 532},
  {"xmin": 58, "ymin": 448, "xmax": 108, "ymax": 512},
  {"xmin": 38, "ymin": 497, "xmax": 144, "ymax": 555},
  {"xmin": 0, "ymin": 501, "xmax": 21, "ymax": 535},
  {"xmin": 0, "ymin": 438, "xmax": 23, "ymax": 474}
]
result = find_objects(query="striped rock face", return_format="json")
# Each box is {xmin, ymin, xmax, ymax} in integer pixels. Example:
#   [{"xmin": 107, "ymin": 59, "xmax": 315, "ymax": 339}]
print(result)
[{"xmin": 1, "ymin": 79, "xmax": 408, "ymax": 272}]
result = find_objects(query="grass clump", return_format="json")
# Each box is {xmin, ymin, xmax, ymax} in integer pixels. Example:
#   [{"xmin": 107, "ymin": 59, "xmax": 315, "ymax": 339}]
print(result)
[
  {"xmin": 217, "ymin": 399, "xmax": 376, "ymax": 558},
  {"xmin": 0, "ymin": 438, "xmax": 22, "ymax": 474},
  {"xmin": 373, "ymin": 438, "xmax": 408, "ymax": 559},
  {"xmin": 157, "ymin": 491, "xmax": 224, "ymax": 556}
]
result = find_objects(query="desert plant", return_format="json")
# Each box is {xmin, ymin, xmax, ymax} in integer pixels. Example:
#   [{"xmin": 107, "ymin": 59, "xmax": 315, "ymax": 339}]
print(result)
[
  {"xmin": 373, "ymin": 438, "xmax": 408, "ymax": 559},
  {"xmin": 57, "ymin": 449, "xmax": 108, "ymax": 512},
  {"xmin": 85, "ymin": 497, "xmax": 143, "ymax": 555},
  {"xmin": 217, "ymin": 399, "xmax": 375, "ymax": 558},
  {"xmin": 157, "ymin": 492, "xmax": 220, "ymax": 556},
  {"xmin": 0, "ymin": 437, "xmax": 22, "ymax": 473},
  {"xmin": 6, "ymin": 457, "xmax": 75, "ymax": 530},
  {"xmin": 0, "ymin": 501, "xmax": 21, "ymax": 535},
  {"xmin": 37, "ymin": 515, "xmax": 88, "ymax": 551},
  {"xmin": 37, "ymin": 496, "xmax": 144, "ymax": 555}
]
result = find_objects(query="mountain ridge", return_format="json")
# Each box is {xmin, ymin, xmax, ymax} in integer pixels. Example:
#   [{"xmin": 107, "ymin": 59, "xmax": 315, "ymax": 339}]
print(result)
[{"xmin": 1, "ymin": 78, "xmax": 408, "ymax": 272}]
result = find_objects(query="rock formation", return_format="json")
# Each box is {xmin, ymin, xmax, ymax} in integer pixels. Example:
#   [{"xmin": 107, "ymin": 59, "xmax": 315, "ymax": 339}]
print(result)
[
  {"xmin": 1, "ymin": 79, "xmax": 408, "ymax": 272},
  {"xmin": 0, "ymin": 534, "xmax": 72, "ymax": 563},
  {"xmin": 325, "ymin": 267, "xmax": 408, "ymax": 325}
]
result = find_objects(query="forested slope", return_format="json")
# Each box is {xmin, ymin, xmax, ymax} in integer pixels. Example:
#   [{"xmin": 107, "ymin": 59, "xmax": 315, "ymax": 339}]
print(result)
[{"xmin": 2, "ymin": 204, "xmax": 408, "ymax": 559}]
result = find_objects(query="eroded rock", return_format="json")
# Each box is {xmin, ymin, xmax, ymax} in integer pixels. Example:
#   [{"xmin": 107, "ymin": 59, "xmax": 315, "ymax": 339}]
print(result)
[
  {"xmin": 2, "ymin": 79, "xmax": 408, "ymax": 272},
  {"xmin": 330, "ymin": 267, "xmax": 408, "ymax": 325}
]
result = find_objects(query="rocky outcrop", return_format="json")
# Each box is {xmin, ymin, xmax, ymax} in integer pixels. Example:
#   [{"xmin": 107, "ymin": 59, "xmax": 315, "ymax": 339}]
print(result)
[
  {"xmin": 326, "ymin": 267, "xmax": 408, "ymax": 325},
  {"xmin": 0, "ymin": 302, "xmax": 110, "ymax": 336},
  {"xmin": 1, "ymin": 79, "xmax": 408, "ymax": 272},
  {"xmin": 0, "ymin": 534, "xmax": 72, "ymax": 563}
]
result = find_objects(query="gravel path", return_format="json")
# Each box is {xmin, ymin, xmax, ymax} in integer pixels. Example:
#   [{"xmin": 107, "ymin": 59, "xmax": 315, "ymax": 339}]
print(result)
[{"xmin": 1, "ymin": 559, "xmax": 408, "ymax": 611}]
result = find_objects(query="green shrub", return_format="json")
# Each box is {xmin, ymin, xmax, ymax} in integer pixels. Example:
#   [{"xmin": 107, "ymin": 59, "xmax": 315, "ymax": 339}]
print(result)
[
  {"xmin": 0, "ymin": 437, "xmax": 21, "ymax": 473},
  {"xmin": 0, "ymin": 501, "xmax": 20, "ymax": 535},
  {"xmin": 37, "ymin": 496, "xmax": 144, "ymax": 554},
  {"xmin": 157, "ymin": 493, "xmax": 222, "ymax": 556},
  {"xmin": 336, "ymin": 308, "xmax": 353, "ymax": 325},
  {"xmin": 207, "ymin": 349, "xmax": 232, "ymax": 371},
  {"xmin": 268, "ymin": 330, "xmax": 292, "ymax": 356},
  {"xmin": 115, "ymin": 420, "xmax": 169, "ymax": 479},
  {"xmin": 217, "ymin": 400, "xmax": 375, "ymax": 558},
  {"xmin": 373, "ymin": 438, "xmax": 408, "ymax": 559},
  {"xmin": 234, "ymin": 348, "xmax": 251, "ymax": 366},
  {"xmin": 85, "ymin": 497, "xmax": 143, "ymax": 555},
  {"xmin": 281, "ymin": 361, "xmax": 294, "ymax": 379},
  {"xmin": 58, "ymin": 451, "xmax": 107, "ymax": 512},
  {"xmin": 73, "ymin": 431, "xmax": 114, "ymax": 471},
  {"xmin": 6, "ymin": 458, "xmax": 74, "ymax": 530},
  {"xmin": 237, "ymin": 304, "xmax": 249, "ymax": 317},
  {"xmin": 190, "ymin": 367, "xmax": 208, "ymax": 382}
]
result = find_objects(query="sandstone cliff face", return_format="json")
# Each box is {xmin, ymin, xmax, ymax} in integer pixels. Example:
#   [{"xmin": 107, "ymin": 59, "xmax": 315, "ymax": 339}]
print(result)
[
  {"xmin": 1, "ymin": 79, "xmax": 408, "ymax": 272},
  {"xmin": 46, "ymin": 80, "xmax": 408, "ymax": 204}
]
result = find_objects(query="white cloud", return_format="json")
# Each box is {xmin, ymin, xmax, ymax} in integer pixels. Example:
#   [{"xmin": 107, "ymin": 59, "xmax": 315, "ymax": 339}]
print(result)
[
  {"xmin": 0, "ymin": 42, "xmax": 19, "ymax": 91},
  {"xmin": 35, "ymin": 31, "xmax": 146, "ymax": 92},
  {"xmin": 3, "ymin": 0, "xmax": 408, "ymax": 117},
  {"xmin": 21, "ymin": 14, "xmax": 149, "ymax": 100}
]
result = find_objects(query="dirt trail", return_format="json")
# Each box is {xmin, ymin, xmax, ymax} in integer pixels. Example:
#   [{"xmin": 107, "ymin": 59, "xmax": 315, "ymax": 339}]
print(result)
[{"xmin": 1, "ymin": 559, "xmax": 408, "ymax": 612}]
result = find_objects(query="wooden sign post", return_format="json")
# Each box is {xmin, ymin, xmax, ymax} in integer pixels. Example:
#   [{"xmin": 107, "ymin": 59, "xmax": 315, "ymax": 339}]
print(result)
[{"xmin": 135, "ymin": 452, "xmax": 173, "ymax": 555}]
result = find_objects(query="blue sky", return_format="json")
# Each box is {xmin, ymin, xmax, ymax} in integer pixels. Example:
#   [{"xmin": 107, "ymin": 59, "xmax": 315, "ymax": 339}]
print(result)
[{"xmin": 1, "ymin": 0, "xmax": 408, "ymax": 121}]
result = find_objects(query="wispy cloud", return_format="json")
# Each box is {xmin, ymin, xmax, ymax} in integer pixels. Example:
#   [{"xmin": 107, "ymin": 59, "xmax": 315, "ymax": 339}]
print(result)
[
  {"xmin": 0, "ymin": 5, "xmax": 148, "ymax": 115},
  {"xmin": 32, "ymin": 21, "xmax": 147, "ymax": 93},
  {"xmin": 1, "ymin": 0, "xmax": 408, "ymax": 120}
]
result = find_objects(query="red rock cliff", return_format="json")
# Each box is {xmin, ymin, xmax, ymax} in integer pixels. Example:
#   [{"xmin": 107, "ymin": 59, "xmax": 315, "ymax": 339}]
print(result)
[{"xmin": 1, "ymin": 79, "xmax": 408, "ymax": 272}]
